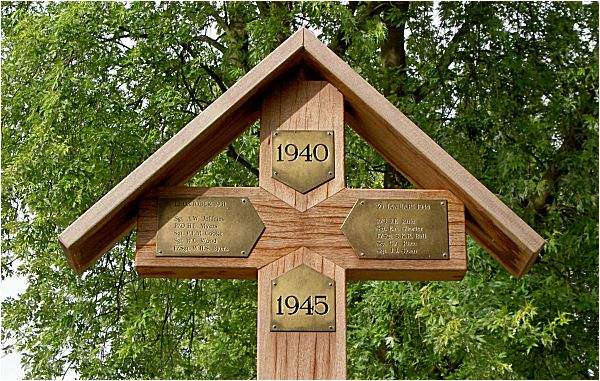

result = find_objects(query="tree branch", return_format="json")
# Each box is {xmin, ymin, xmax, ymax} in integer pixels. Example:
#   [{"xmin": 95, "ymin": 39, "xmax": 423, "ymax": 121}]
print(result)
[
  {"xmin": 413, "ymin": 16, "xmax": 473, "ymax": 103},
  {"xmin": 200, "ymin": 64, "xmax": 228, "ymax": 93},
  {"xmin": 226, "ymin": 145, "xmax": 258, "ymax": 177},
  {"xmin": 197, "ymin": 34, "xmax": 226, "ymax": 53},
  {"xmin": 177, "ymin": 45, "xmax": 206, "ymax": 113},
  {"xmin": 381, "ymin": 2, "xmax": 410, "ymax": 99}
]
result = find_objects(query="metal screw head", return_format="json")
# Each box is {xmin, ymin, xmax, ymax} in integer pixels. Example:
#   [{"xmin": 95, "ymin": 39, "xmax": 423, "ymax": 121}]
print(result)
[
  {"xmin": 360, "ymin": 252, "xmax": 365, "ymax": 257},
  {"xmin": 241, "ymin": 198, "xmax": 247, "ymax": 203},
  {"xmin": 328, "ymin": 282, "xmax": 333, "ymax": 287},
  {"xmin": 272, "ymin": 325, "xmax": 277, "ymax": 329},
  {"xmin": 360, "ymin": 201, "xmax": 365, "ymax": 205},
  {"xmin": 327, "ymin": 131, "xmax": 332, "ymax": 136},
  {"xmin": 328, "ymin": 325, "xmax": 333, "ymax": 330},
  {"xmin": 274, "ymin": 132, "xmax": 278, "ymax": 136},
  {"xmin": 440, "ymin": 201, "xmax": 445, "ymax": 206},
  {"xmin": 158, "ymin": 250, "xmax": 163, "ymax": 254},
  {"xmin": 328, "ymin": 171, "xmax": 332, "ymax": 175},
  {"xmin": 272, "ymin": 281, "xmax": 277, "ymax": 286},
  {"xmin": 241, "ymin": 250, "xmax": 246, "ymax": 255},
  {"xmin": 273, "ymin": 171, "xmax": 278, "ymax": 175},
  {"xmin": 442, "ymin": 252, "xmax": 448, "ymax": 258}
]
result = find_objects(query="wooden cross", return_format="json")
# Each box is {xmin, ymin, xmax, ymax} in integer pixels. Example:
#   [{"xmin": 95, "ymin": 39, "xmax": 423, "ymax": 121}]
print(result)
[
  {"xmin": 136, "ymin": 79, "xmax": 466, "ymax": 378},
  {"xmin": 60, "ymin": 29, "xmax": 543, "ymax": 380}
]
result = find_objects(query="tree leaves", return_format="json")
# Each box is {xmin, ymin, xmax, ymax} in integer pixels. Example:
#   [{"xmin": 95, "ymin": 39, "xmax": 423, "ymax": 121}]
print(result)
[{"xmin": 1, "ymin": 2, "xmax": 597, "ymax": 379}]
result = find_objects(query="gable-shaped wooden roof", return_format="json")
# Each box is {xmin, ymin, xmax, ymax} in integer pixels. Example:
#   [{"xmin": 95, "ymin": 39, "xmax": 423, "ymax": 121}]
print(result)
[{"xmin": 59, "ymin": 28, "xmax": 544, "ymax": 278}]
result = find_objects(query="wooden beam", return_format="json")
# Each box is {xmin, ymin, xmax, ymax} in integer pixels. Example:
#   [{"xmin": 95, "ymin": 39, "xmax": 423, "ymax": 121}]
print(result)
[
  {"xmin": 260, "ymin": 79, "xmax": 345, "ymax": 211},
  {"xmin": 257, "ymin": 248, "xmax": 346, "ymax": 379},
  {"xmin": 136, "ymin": 187, "xmax": 282, "ymax": 279},
  {"xmin": 60, "ymin": 29, "xmax": 305, "ymax": 273},
  {"xmin": 135, "ymin": 187, "xmax": 466, "ymax": 281},
  {"xmin": 62, "ymin": 27, "xmax": 543, "ymax": 279},
  {"xmin": 301, "ymin": 29, "xmax": 543, "ymax": 277}
]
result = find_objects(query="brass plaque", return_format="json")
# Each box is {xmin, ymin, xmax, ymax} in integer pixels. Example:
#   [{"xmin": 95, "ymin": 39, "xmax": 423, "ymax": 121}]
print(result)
[
  {"xmin": 271, "ymin": 265, "xmax": 336, "ymax": 332},
  {"xmin": 156, "ymin": 197, "xmax": 265, "ymax": 257},
  {"xmin": 341, "ymin": 199, "xmax": 449, "ymax": 259},
  {"xmin": 272, "ymin": 130, "xmax": 335, "ymax": 194}
]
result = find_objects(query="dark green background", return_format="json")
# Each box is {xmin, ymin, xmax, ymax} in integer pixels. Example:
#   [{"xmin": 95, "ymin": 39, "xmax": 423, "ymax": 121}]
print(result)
[{"xmin": 2, "ymin": 2, "xmax": 598, "ymax": 379}]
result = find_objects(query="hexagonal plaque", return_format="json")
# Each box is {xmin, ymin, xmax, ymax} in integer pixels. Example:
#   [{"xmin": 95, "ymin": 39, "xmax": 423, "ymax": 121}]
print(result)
[
  {"xmin": 272, "ymin": 130, "xmax": 335, "ymax": 194},
  {"xmin": 271, "ymin": 265, "xmax": 336, "ymax": 332},
  {"xmin": 341, "ymin": 198, "xmax": 449, "ymax": 259},
  {"xmin": 156, "ymin": 197, "xmax": 264, "ymax": 257}
]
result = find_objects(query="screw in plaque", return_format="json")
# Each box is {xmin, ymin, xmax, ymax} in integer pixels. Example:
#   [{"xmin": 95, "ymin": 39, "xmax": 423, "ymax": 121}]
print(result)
[
  {"xmin": 241, "ymin": 198, "xmax": 247, "ymax": 204},
  {"xmin": 360, "ymin": 201, "xmax": 365, "ymax": 205},
  {"xmin": 272, "ymin": 281, "xmax": 277, "ymax": 286},
  {"xmin": 442, "ymin": 252, "xmax": 448, "ymax": 258},
  {"xmin": 328, "ymin": 325, "xmax": 333, "ymax": 330},
  {"xmin": 272, "ymin": 325, "xmax": 277, "ymax": 330},
  {"xmin": 158, "ymin": 250, "xmax": 163, "ymax": 254},
  {"xmin": 273, "ymin": 171, "xmax": 278, "ymax": 176},
  {"xmin": 327, "ymin": 131, "xmax": 332, "ymax": 136},
  {"xmin": 440, "ymin": 201, "xmax": 445, "ymax": 206},
  {"xmin": 328, "ymin": 282, "xmax": 333, "ymax": 287},
  {"xmin": 328, "ymin": 171, "xmax": 332, "ymax": 175},
  {"xmin": 241, "ymin": 251, "xmax": 246, "ymax": 256},
  {"xmin": 359, "ymin": 252, "xmax": 365, "ymax": 257},
  {"xmin": 274, "ymin": 132, "xmax": 278, "ymax": 136}
]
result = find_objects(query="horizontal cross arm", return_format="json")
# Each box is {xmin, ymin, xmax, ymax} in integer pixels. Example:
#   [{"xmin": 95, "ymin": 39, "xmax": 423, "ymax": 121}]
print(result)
[{"xmin": 136, "ymin": 186, "xmax": 466, "ymax": 281}]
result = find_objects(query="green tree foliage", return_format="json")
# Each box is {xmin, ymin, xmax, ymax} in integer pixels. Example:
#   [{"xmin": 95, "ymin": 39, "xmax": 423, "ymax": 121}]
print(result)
[{"xmin": 2, "ymin": 2, "xmax": 597, "ymax": 379}]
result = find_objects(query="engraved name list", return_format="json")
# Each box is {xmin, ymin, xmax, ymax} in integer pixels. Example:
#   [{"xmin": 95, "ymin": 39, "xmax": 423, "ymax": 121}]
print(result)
[
  {"xmin": 156, "ymin": 197, "xmax": 265, "ymax": 258},
  {"xmin": 342, "ymin": 199, "xmax": 449, "ymax": 260}
]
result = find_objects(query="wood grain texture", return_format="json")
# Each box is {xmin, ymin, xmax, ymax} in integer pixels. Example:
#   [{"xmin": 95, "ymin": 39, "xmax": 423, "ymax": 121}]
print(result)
[
  {"xmin": 135, "ymin": 187, "xmax": 466, "ymax": 281},
  {"xmin": 257, "ymin": 248, "xmax": 346, "ymax": 379},
  {"xmin": 301, "ymin": 29, "xmax": 544, "ymax": 277},
  {"xmin": 59, "ymin": 29, "xmax": 305, "ymax": 273},
  {"xmin": 260, "ymin": 80, "xmax": 345, "ymax": 212}
]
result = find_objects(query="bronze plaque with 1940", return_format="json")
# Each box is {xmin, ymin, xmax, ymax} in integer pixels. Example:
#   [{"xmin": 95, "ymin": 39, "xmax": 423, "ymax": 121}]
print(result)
[{"xmin": 271, "ymin": 130, "xmax": 335, "ymax": 194}]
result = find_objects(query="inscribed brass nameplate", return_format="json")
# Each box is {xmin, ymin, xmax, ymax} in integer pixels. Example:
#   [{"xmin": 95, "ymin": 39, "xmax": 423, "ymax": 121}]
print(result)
[
  {"xmin": 156, "ymin": 197, "xmax": 265, "ymax": 257},
  {"xmin": 341, "ymin": 199, "xmax": 449, "ymax": 259},
  {"xmin": 271, "ymin": 265, "xmax": 336, "ymax": 332},
  {"xmin": 272, "ymin": 130, "xmax": 335, "ymax": 194}
]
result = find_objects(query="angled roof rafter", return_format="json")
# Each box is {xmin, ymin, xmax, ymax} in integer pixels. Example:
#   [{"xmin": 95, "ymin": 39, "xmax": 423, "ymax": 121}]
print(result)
[{"xmin": 59, "ymin": 28, "xmax": 544, "ymax": 278}]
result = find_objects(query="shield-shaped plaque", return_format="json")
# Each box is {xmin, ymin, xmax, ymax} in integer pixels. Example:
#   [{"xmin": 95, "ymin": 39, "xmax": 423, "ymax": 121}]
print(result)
[
  {"xmin": 271, "ymin": 130, "xmax": 335, "ymax": 194},
  {"xmin": 271, "ymin": 265, "xmax": 336, "ymax": 332}
]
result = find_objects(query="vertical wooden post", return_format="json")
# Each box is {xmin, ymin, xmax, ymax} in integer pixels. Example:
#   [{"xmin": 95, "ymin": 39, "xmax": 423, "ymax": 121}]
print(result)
[
  {"xmin": 257, "ymin": 247, "xmax": 346, "ymax": 379},
  {"xmin": 259, "ymin": 79, "xmax": 345, "ymax": 211},
  {"xmin": 257, "ymin": 78, "xmax": 346, "ymax": 378}
]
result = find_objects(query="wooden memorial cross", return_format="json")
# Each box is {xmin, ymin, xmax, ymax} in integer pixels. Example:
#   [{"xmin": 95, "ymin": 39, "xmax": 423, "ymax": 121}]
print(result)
[
  {"xmin": 59, "ymin": 29, "xmax": 545, "ymax": 380},
  {"xmin": 136, "ymin": 80, "xmax": 466, "ymax": 378}
]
